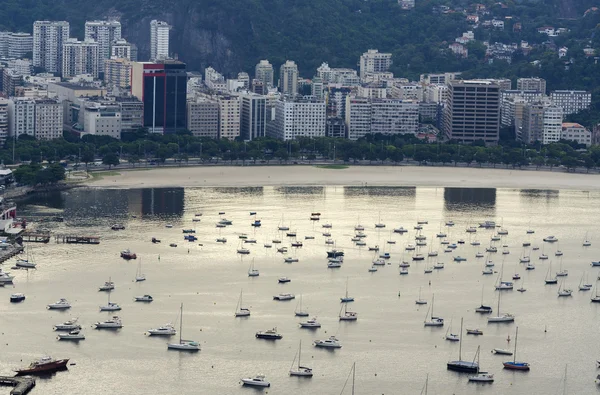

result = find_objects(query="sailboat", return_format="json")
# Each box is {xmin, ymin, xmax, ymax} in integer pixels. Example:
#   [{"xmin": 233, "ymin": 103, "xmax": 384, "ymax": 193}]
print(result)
[
  {"xmin": 415, "ymin": 287, "xmax": 427, "ymax": 305},
  {"xmin": 517, "ymin": 279, "xmax": 526, "ymax": 293},
  {"xmin": 424, "ymin": 294, "xmax": 444, "ymax": 326},
  {"xmin": 248, "ymin": 261, "xmax": 259, "ymax": 277},
  {"xmin": 235, "ymin": 290, "xmax": 250, "ymax": 317},
  {"xmin": 447, "ymin": 318, "xmax": 479, "ymax": 373},
  {"xmin": 557, "ymin": 278, "xmax": 573, "ymax": 297},
  {"xmin": 556, "ymin": 257, "xmax": 568, "ymax": 277},
  {"xmin": 475, "ymin": 286, "xmax": 492, "ymax": 313},
  {"xmin": 278, "ymin": 214, "xmax": 289, "ymax": 231},
  {"xmin": 289, "ymin": 340, "xmax": 313, "ymax": 377},
  {"xmin": 340, "ymin": 362, "xmax": 356, "ymax": 394},
  {"xmin": 468, "ymin": 346, "xmax": 494, "ymax": 382},
  {"xmin": 494, "ymin": 263, "xmax": 513, "ymax": 290},
  {"xmin": 99, "ymin": 290, "xmax": 121, "ymax": 311},
  {"xmin": 445, "ymin": 319, "xmax": 459, "ymax": 341},
  {"xmin": 339, "ymin": 303, "xmax": 358, "ymax": 321},
  {"xmin": 579, "ymin": 272, "xmax": 592, "ymax": 291},
  {"xmin": 167, "ymin": 303, "xmax": 200, "ymax": 351},
  {"xmin": 487, "ymin": 290, "xmax": 514, "ymax": 323},
  {"xmin": 374, "ymin": 212, "xmax": 385, "ymax": 228},
  {"xmin": 420, "ymin": 374, "xmax": 428, "ymax": 395},
  {"xmin": 502, "ymin": 327, "xmax": 529, "ymax": 370},
  {"xmin": 592, "ymin": 281, "xmax": 600, "ymax": 302},
  {"xmin": 583, "ymin": 231, "xmax": 591, "ymax": 247},
  {"xmin": 545, "ymin": 262, "xmax": 558, "ymax": 284},
  {"xmin": 340, "ymin": 277, "xmax": 354, "ymax": 302},
  {"xmin": 135, "ymin": 258, "xmax": 146, "ymax": 282},
  {"xmin": 294, "ymin": 294, "xmax": 309, "ymax": 317}
]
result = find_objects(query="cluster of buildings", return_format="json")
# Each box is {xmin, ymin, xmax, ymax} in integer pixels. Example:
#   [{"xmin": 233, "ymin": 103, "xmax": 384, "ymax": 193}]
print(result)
[{"xmin": 0, "ymin": 16, "xmax": 595, "ymax": 148}]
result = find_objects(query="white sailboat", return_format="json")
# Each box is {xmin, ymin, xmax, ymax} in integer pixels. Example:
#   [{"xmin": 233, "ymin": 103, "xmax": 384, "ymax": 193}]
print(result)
[
  {"xmin": 591, "ymin": 281, "xmax": 600, "ymax": 302},
  {"xmin": 415, "ymin": 287, "xmax": 427, "ymax": 305},
  {"xmin": 487, "ymin": 290, "xmax": 514, "ymax": 323},
  {"xmin": 235, "ymin": 290, "xmax": 250, "ymax": 317},
  {"xmin": 340, "ymin": 277, "xmax": 354, "ymax": 302},
  {"xmin": 445, "ymin": 319, "xmax": 459, "ymax": 341},
  {"xmin": 135, "ymin": 258, "xmax": 146, "ymax": 282},
  {"xmin": 99, "ymin": 290, "xmax": 121, "ymax": 311},
  {"xmin": 545, "ymin": 262, "xmax": 558, "ymax": 284},
  {"xmin": 557, "ymin": 278, "xmax": 573, "ymax": 297},
  {"xmin": 475, "ymin": 286, "xmax": 493, "ymax": 313},
  {"xmin": 248, "ymin": 261, "xmax": 259, "ymax": 277},
  {"xmin": 583, "ymin": 231, "xmax": 591, "ymax": 247},
  {"xmin": 289, "ymin": 340, "xmax": 313, "ymax": 377},
  {"xmin": 424, "ymin": 294, "xmax": 444, "ymax": 326},
  {"xmin": 294, "ymin": 294, "xmax": 309, "ymax": 317},
  {"xmin": 468, "ymin": 346, "xmax": 494, "ymax": 382},
  {"xmin": 167, "ymin": 303, "xmax": 200, "ymax": 351},
  {"xmin": 579, "ymin": 272, "xmax": 592, "ymax": 291},
  {"xmin": 339, "ymin": 303, "xmax": 358, "ymax": 321}
]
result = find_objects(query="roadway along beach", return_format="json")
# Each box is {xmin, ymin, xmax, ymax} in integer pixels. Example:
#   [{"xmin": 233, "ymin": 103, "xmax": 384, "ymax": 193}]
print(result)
[{"xmin": 88, "ymin": 165, "xmax": 600, "ymax": 190}]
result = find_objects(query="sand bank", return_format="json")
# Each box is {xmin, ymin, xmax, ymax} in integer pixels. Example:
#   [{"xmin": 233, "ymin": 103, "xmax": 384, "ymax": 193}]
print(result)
[{"xmin": 86, "ymin": 165, "xmax": 600, "ymax": 190}]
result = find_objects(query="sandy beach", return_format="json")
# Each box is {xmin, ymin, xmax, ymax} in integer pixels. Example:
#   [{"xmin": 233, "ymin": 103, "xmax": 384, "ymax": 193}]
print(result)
[{"xmin": 87, "ymin": 165, "xmax": 600, "ymax": 190}]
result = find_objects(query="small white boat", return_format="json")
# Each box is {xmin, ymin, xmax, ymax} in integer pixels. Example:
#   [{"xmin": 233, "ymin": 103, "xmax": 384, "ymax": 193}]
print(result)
[
  {"xmin": 98, "ymin": 278, "xmax": 115, "ymax": 291},
  {"xmin": 482, "ymin": 268, "xmax": 493, "ymax": 275},
  {"xmin": 295, "ymin": 295, "xmax": 309, "ymax": 317},
  {"xmin": 399, "ymin": 267, "xmax": 409, "ymax": 275},
  {"xmin": 405, "ymin": 244, "xmax": 416, "ymax": 251},
  {"xmin": 100, "ymin": 292, "xmax": 121, "ymax": 311},
  {"xmin": 472, "ymin": 241, "xmax": 481, "ymax": 246},
  {"xmin": 433, "ymin": 262, "xmax": 444, "ymax": 269},
  {"xmin": 543, "ymin": 236, "xmax": 558, "ymax": 242},
  {"xmin": 135, "ymin": 295, "xmax": 153, "ymax": 302},
  {"xmin": 415, "ymin": 287, "xmax": 427, "ymax": 305},
  {"xmin": 466, "ymin": 329, "xmax": 483, "ymax": 335},
  {"xmin": 492, "ymin": 348, "xmax": 512, "ymax": 355},
  {"xmin": 339, "ymin": 304, "xmax": 358, "ymax": 321},
  {"xmin": 147, "ymin": 323, "xmax": 176, "ymax": 336},
  {"xmin": 94, "ymin": 316, "xmax": 123, "ymax": 329},
  {"xmin": 135, "ymin": 258, "xmax": 146, "ymax": 282},
  {"xmin": 241, "ymin": 375, "xmax": 270, "ymax": 387},
  {"xmin": 273, "ymin": 293, "xmax": 295, "ymax": 301},
  {"xmin": 299, "ymin": 317, "xmax": 321, "ymax": 328},
  {"xmin": 372, "ymin": 258, "xmax": 386, "ymax": 266},
  {"xmin": 424, "ymin": 295, "xmax": 444, "ymax": 326},
  {"xmin": 47, "ymin": 298, "xmax": 71, "ymax": 310},
  {"xmin": 368, "ymin": 265, "xmax": 378, "ymax": 272},
  {"xmin": 468, "ymin": 372, "xmax": 494, "ymax": 382},
  {"xmin": 476, "ymin": 252, "xmax": 484, "ymax": 258},
  {"xmin": 328, "ymin": 261, "xmax": 342, "ymax": 268},
  {"xmin": 355, "ymin": 240, "xmax": 366, "ymax": 246},
  {"xmin": 57, "ymin": 329, "xmax": 85, "ymax": 341},
  {"xmin": 314, "ymin": 336, "xmax": 342, "ymax": 348},
  {"xmin": 53, "ymin": 318, "xmax": 81, "ymax": 331},
  {"xmin": 237, "ymin": 248, "xmax": 250, "ymax": 254},
  {"xmin": 325, "ymin": 238, "xmax": 334, "ymax": 245},
  {"xmin": 235, "ymin": 290, "xmax": 251, "ymax": 317},
  {"xmin": 284, "ymin": 257, "xmax": 299, "ymax": 263},
  {"xmin": 248, "ymin": 262, "xmax": 259, "ymax": 277}
]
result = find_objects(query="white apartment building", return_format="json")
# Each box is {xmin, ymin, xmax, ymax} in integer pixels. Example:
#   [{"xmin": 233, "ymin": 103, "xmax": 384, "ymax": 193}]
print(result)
[
  {"xmin": 345, "ymin": 97, "xmax": 372, "ymax": 140},
  {"xmin": 8, "ymin": 32, "xmax": 33, "ymax": 59},
  {"xmin": 7, "ymin": 59, "xmax": 32, "ymax": 76},
  {"xmin": 550, "ymin": 90, "xmax": 591, "ymax": 115},
  {"xmin": 425, "ymin": 83, "xmax": 448, "ymax": 104},
  {"xmin": 111, "ymin": 39, "xmax": 136, "ymax": 60},
  {"xmin": 8, "ymin": 98, "xmax": 35, "ymax": 138},
  {"xmin": 33, "ymin": 21, "xmax": 69, "ymax": 73},
  {"xmin": 255, "ymin": 60, "xmax": 274, "ymax": 88},
  {"xmin": 516, "ymin": 77, "xmax": 546, "ymax": 94},
  {"xmin": 419, "ymin": 72, "xmax": 461, "ymax": 85},
  {"xmin": 186, "ymin": 96, "xmax": 219, "ymax": 138},
  {"xmin": 150, "ymin": 20, "xmax": 170, "ymax": 61},
  {"xmin": 500, "ymin": 90, "xmax": 544, "ymax": 126},
  {"xmin": 0, "ymin": 99, "xmax": 8, "ymax": 143},
  {"xmin": 237, "ymin": 72, "xmax": 250, "ymax": 89},
  {"xmin": 358, "ymin": 84, "xmax": 388, "ymax": 99},
  {"xmin": 62, "ymin": 39, "xmax": 100, "ymax": 78},
  {"xmin": 279, "ymin": 60, "xmax": 298, "ymax": 97},
  {"xmin": 85, "ymin": 20, "xmax": 122, "ymax": 69},
  {"xmin": 311, "ymin": 78, "xmax": 324, "ymax": 101},
  {"xmin": 359, "ymin": 49, "xmax": 392, "ymax": 80},
  {"xmin": 370, "ymin": 99, "xmax": 419, "ymax": 136},
  {"xmin": 34, "ymin": 99, "xmax": 63, "ymax": 140},
  {"xmin": 520, "ymin": 101, "xmax": 563, "ymax": 144},
  {"xmin": 271, "ymin": 98, "xmax": 326, "ymax": 140},
  {"xmin": 83, "ymin": 101, "xmax": 122, "ymax": 139},
  {"xmin": 542, "ymin": 105, "xmax": 563, "ymax": 144},
  {"xmin": 218, "ymin": 95, "xmax": 241, "ymax": 140},
  {"xmin": 316, "ymin": 63, "xmax": 360, "ymax": 85},
  {"xmin": 561, "ymin": 122, "xmax": 592, "ymax": 146}
]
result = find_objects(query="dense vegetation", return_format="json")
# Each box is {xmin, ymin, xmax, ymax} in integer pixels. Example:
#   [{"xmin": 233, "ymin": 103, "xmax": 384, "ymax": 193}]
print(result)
[
  {"xmin": 4, "ymin": 131, "xmax": 600, "ymax": 175},
  {"xmin": 13, "ymin": 163, "xmax": 66, "ymax": 186}
]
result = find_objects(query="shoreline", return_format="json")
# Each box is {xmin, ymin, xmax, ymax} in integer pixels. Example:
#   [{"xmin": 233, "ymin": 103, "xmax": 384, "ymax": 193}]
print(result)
[{"xmin": 85, "ymin": 165, "xmax": 600, "ymax": 191}]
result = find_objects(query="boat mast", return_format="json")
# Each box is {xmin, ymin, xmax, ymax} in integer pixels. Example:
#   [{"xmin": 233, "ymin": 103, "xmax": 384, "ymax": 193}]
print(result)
[
  {"xmin": 513, "ymin": 326, "xmax": 518, "ymax": 363},
  {"xmin": 497, "ymin": 289, "xmax": 501, "ymax": 315},
  {"xmin": 298, "ymin": 340, "xmax": 301, "ymax": 368},
  {"xmin": 352, "ymin": 362, "xmax": 355, "ymax": 395},
  {"xmin": 458, "ymin": 317, "xmax": 463, "ymax": 361},
  {"xmin": 431, "ymin": 294, "xmax": 435, "ymax": 318},
  {"xmin": 179, "ymin": 303, "xmax": 183, "ymax": 344}
]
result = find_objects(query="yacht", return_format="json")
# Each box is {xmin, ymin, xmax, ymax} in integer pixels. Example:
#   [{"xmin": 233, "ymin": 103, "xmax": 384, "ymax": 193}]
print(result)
[
  {"xmin": 487, "ymin": 291, "xmax": 514, "ymax": 323},
  {"xmin": 557, "ymin": 280, "xmax": 572, "ymax": 297},
  {"xmin": 433, "ymin": 262, "xmax": 445, "ymax": 269},
  {"xmin": 284, "ymin": 257, "xmax": 299, "ymax": 263},
  {"xmin": 466, "ymin": 329, "xmax": 483, "ymax": 335},
  {"xmin": 466, "ymin": 227, "xmax": 477, "ymax": 233},
  {"xmin": 526, "ymin": 263, "xmax": 535, "ymax": 270},
  {"xmin": 94, "ymin": 316, "xmax": 123, "ymax": 329},
  {"xmin": 289, "ymin": 340, "xmax": 313, "ymax": 377},
  {"xmin": 468, "ymin": 372, "xmax": 494, "ymax": 383},
  {"xmin": 216, "ymin": 237, "xmax": 227, "ymax": 243},
  {"xmin": 10, "ymin": 293, "xmax": 25, "ymax": 303},
  {"xmin": 373, "ymin": 258, "xmax": 386, "ymax": 266},
  {"xmin": 502, "ymin": 327, "xmax": 530, "ymax": 371},
  {"xmin": 134, "ymin": 295, "xmax": 153, "ymax": 302},
  {"xmin": 241, "ymin": 375, "xmax": 270, "ymax": 387},
  {"xmin": 237, "ymin": 247, "xmax": 250, "ymax": 255},
  {"xmin": 47, "ymin": 299, "xmax": 71, "ymax": 310},
  {"xmin": 368, "ymin": 265, "xmax": 378, "ymax": 272},
  {"xmin": 53, "ymin": 318, "xmax": 81, "ymax": 331},
  {"xmin": 273, "ymin": 293, "xmax": 295, "ymax": 301},
  {"xmin": 218, "ymin": 218, "xmax": 232, "ymax": 225},
  {"xmin": 325, "ymin": 238, "xmax": 334, "ymax": 245},
  {"xmin": 495, "ymin": 281, "xmax": 513, "ymax": 290},
  {"xmin": 255, "ymin": 328, "xmax": 282, "ymax": 340},
  {"xmin": 135, "ymin": 259, "xmax": 146, "ymax": 282},
  {"xmin": 278, "ymin": 277, "xmax": 291, "ymax": 283},
  {"xmin": 486, "ymin": 246, "xmax": 497, "ymax": 253},
  {"xmin": 299, "ymin": 317, "xmax": 321, "ymax": 328},
  {"xmin": 167, "ymin": 304, "xmax": 201, "ymax": 351},
  {"xmin": 328, "ymin": 261, "xmax": 342, "ymax": 268},
  {"xmin": 57, "ymin": 329, "xmax": 85, "ymax": 341},
  {"xmin": 447, "ymin": 319, "xmax": 479, "ymax": 373},
  {"xmin": 356, "ymin": 240, "xmax": 366, "ymax": 246},
  {"xmin": 120, "ymin": 249, "xmax": 137, "ymax": 260},
  {"xmin": 446, "ymin": 220, "xmax": 455, "ymax": 226},
  {"xmin": 454, "ymin": 256, "xmax": 467, "ymax": 262},
  {"xmin": 472, "ymin": 241, "xmax": 481, "ymax": 246},
  {"xmin": 15, "ymin": 258, "xmax": 36, "ymax": 269},
  {"xmin": 476, "ymin": 252, "xmax": 484, "ymax": 258},
  {"xmin": 405, "ymin": 244, "xmax": 416, "ymax": 251},
  {"xmin": 399, "ymin": 267, "xmax": 409, "ymax": 275},
  {"xmin": 278, "ymin": 247, "xmax": 288, "ymax": 254},
  {"xmin": 482, "ymin": 267, "xmax": 493, "ymax": 275},
  {"xmin": 314, "ymin": 336, "xmax": 342, "ymax": 348},
  {"xmin": 479, "ymin": 221, "xmax": 496, "ymax": 228},
  {"xmin": 234, "ymin": 290, "xmax": 250, "ymax": 317},
  {"xmin": 147, "ymin": 323, "xmax": 176, "ymax": 336}
]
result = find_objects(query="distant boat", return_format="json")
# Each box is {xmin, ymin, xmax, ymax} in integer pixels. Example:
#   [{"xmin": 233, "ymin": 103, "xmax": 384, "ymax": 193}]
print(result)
[
  {"xmin": 135, "ymin": 258, "xmax": 146, "ymax": 282},
  {"xmin": 475, "ymin": 286, "xmax": 492, "ymax": 314},
  {"xmin": 340, "ymin": 277, "xmax": 354, "ymax": 302},
  {"xmin": 543, "ymin": 235, "xmax": 558, "ymax": 243},
  {"xmin": 502, "ymin": 327, "xmax": 529, "ymax": 371},
  {"xmin": 99, "ymin": 291, "xmax": 121, "ymax": 311},
  {"xmin": 57, "ymin": 329, "xmax": 85, "ymax": 341},
  {"xmin": 273, "ymin": 293, "xmax": 295, "ymax": 301},
  {"xmin": 241, "ymin": 375, "xmax": 270, "ymax": 387},
  {"xmin": 248, "ymin": 262, "xmax": 259, "ymax": 277},
  {"xmin": 415, "ymin": 287, "xmax": 427, "ymax": 305},
  {"xmin": 134, "ymin": 295, "xmax": 153, "ymax": 302},
  {"xmin": 98, "ymin": 277, "xmax": 115, "ymax": 292},
  {"xmin": 424, "ymin": 294, "xmax": 444, "ymax": 326},
  {"xmin": 289, "ymin": 340, "xmax": 313, "ymax": 377},
  {"xmin": 467, "ymin": 346, "xmax": 494, "ymax": 382},
  {"xmin": 256, "ymin": 328, "xmax": 282, "ymax": 340},
  {"xmin": 545, "ymin": 262, "xmax": 558, "ymax": 284},
  {"xmin": 235, "ymin": 290, "xmax": 250, "ymax": 317},
  {"xmin": 47, "ymin": 298, "xmax": 71, "ymax": 310},
  {"xmin": 487, "ymin": 288, "xmax": 514, "ymax": 323},
  {"xmin": 295, "ymin": 295, "xmax": 309, "ymax": 317},
  {"xmin": 557, "ymin": 278, "xmax": 573, "ymax": 297},
  {"xmin": 447, "ymin": 318, "xmax": 479, "ymax": 373},
  {"xmin": 314, "ymin": 336, "xmax": 342, "ymax": 348},
  {"xmin": 167, "ymin": 303, "xmax": 200, "ymax": 351},
  {"xmin": 445, "ymin": 319, "xmax": 459, "ymax": 342},
  {"xmin": 299, "ymin": 317, "xmax": 321, "ymax": 328},
  {"xmin": 339, "ymin": 303, "xmax": 358, "ymax": 321}
]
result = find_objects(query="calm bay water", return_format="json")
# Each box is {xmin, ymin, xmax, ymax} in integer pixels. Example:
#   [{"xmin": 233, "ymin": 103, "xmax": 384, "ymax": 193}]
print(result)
[{"xmin": 1, "ymin": 186, "xmax": 600, "ymax": 394}]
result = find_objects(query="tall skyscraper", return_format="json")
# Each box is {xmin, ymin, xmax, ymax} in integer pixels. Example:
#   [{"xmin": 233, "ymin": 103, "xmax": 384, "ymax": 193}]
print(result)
[
  {"xmin": 131, "ymin": 60, "xmax": 187, "ymax": 134},
  {"xmin": 240, "ymin": 93, "xmax": 267, "ymax": 140},
  {"xmin": 279, "ymin": 60, "xmax": 298, "ymax": 97},
  {"xmin": 150, "ymin": 20, "xmax": 170, "ymax": 61},
  {"xmin": 442, "ymin": 80, "xmax": 501, "ymax": 143},
  {"xmin": 84, "ymin": 20, "xmax": 122, "ymax": 69},
  {"xmin": 33, "ymin": 21, "xmax": 70, "ymax": 74},
  {"xmin": 255, "ymin": 60, "xmax": 274, "ymax": 88},
  {"xmin": 62, "ymin": 39, "xmax": 100, "ymax": 78},
  {"xmin": 359, "ymin": 49, "xmax": 392, "ymax": 80}
]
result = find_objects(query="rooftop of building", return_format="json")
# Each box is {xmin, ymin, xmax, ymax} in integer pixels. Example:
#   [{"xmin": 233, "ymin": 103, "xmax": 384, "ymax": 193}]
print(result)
[
  {"xmin": 49, "ymin": 82, "xmax": 104, "ymax": 91},
  {"xmin": 562, "ymin": 122, "xmax": 586, "ymax": 129}
]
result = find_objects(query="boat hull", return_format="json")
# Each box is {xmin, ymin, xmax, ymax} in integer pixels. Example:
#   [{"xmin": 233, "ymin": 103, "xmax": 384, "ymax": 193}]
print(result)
[
  {"xmin": 447, "ymin": 361, "xmax": 479, "ymax": 373},
  {"xmin": 15, "ymin": 359, "xmax": 69, "ymax": 375},
  {"xmin": 503, "ymin": 362, "xmax": 530, "ymax": 371}
]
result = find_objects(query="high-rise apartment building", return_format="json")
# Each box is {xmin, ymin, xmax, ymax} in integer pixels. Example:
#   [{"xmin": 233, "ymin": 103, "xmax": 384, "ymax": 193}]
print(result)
[
  {"xmin": 311, "ymin": 77, "xmax": 324, "ymax": 101},
  {"xmin": 150, "ymin": 20, "xmax": 170, "ymax": 61},
  {"xmin": 104, "ymin": 58, "xmax": 132, "ymax": 88},
  {"xmin": 442, "ymin": 80, "xmax": 501, "ymax": 143},
  {"xmin": 550, "ymin": 90, "xmax": 591, "ymax": 115},
  {"xmin": 237, "ymin": 72, "xmax": 250, "ymax": 90},
  {"xmin": 33, "ymin": 21, "xmax": 69, "ymax": 74},
  {"xmin": 240, "ymin": 93, "xmax": 267, "ymax": 140},
  {"xmin": 279, "ymin": 60, "xmax": 298, "ymax": 97},
  {"xmin": 111, "ymin": 39, "xmax": 137, "ymax": 61},
  {"xmin": 113, "ymin": 97, "xmax": 143, "ymax": 133},
  {"xmin": 359, "ymin": 49, "xmax": 392, "ymax": 80},
  {"xmin": 271, "ymin": 97, "xmax": 326, "ymax": 140},
  {"xmin": 0, "ymin": 31, "xmax": 9, "ymax": 58},
  {"xmin": 521, "ymin": 101, "xmax": 563, "ymax": 144},
  {"xmin": 0, "ymin": 99, "xmax": 9, "ymax": 143},
  {"xmin": 186, "ymin": 96, "xmax": 219, "ymax": 138},
  {"xmin": 62, "ymin": 39, "xmax": 100, "ymax": 78},
  {"xmin": 217, "ymin": 95, "xmax": 241, "ymax": 140},
  {"xmin": 8, "ymin": 32, "xmax": 33, "ymax": 59},
  {"xmin": 84, "ymin": 20, "xmax": 122, "ymax": 70},
  {"xmin": 34, "ymin": 99, "xmax": 63, "ymax": 140},
  {"xmin": 255, "ymin": 60, "xmax": 274, "ymax": 88},
  {"xmin": 516, "ymin": 77, "xmax": 546, "ymax": 94},
  {"xmin": 131, "ymin": 60, "xmax": 187, "ymax": 134},
  {"xmin": 8, "ymin": 98, "xmax": 35, "ymax": 138},
  {"xmin": 345, "ymin": 97, "xmax": 419, "ymax": 140}
]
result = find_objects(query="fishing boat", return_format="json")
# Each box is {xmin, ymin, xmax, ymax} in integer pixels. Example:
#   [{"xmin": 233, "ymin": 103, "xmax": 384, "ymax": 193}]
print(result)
[
  {"xmin": 295, "ymin": 295, "xmax": 309, "ymax": 317},
  {"xmin": 167, "ymin": 303, "xmax": 200, "ymax": 351},
  {"xmin": 340, "ymin": 277, "xmax": 354, "ymax": 302},
  {"xmin": 15, "ymin": 356, "xmax": 69, "ymax": 375},
  {"xmin": 57, "ymin": 329, "xmax": 85, "ymax": 341},
  {"xmin": 235, "ymin": 290, "xmax": 250, "ymax": 317},
  {"xmin": 241, "ymin": 375, "xmax": 270, "ymax": 387},
  {"xmin": 314, "ymin": 336, "xmax": 342, "ymax": 348},
  {"xmin": 424, "ymin": 294, "xmax": 444, "ymax": 326},
  {"xmin": 503, "ymin": 327, "xmax": 530, "ymax": 371},
  {"xmin": 447, "ymin": 318, "xmax": 479, "ymax": 373},
  {"xmin": 487, "ymin": 290, "xmax": 514, "ymax": 323},
  {"xmin": 255, "ymin": 328, "xmax": 282, "ymax": 340},
  {"xmin": 289, "ymin": 340, "xmax": 313, "ymax": 377}
]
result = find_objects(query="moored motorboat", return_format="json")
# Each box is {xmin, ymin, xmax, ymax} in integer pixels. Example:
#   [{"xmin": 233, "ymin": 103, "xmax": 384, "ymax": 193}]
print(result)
[
  {"xmin": 135, "ymin": 295, "xmax": 153, "ymax": 302},
  {"xmin": 57, "ymin": 329, "xmax": 85, "ymax": 341},
  {"xmin": 10, "ymin": 293, "xmax": 25, "ymax": 303},
  {"xmin": 15, "ymin": 356, "xmax": 69, "ymax": 375},
  {"xmin": 94, "ymin": 316, "xmax": 123, "ymax": 329},
  {"xmin": 314, "ymin": 336, "xmax": 342, "ymax": 348},
  {"xmin": 47, "ymin": 298, "xmax": 71, "ymax": 310},
  {"xmin": 120, "ymin": 249, "xmax": 137, "ymax": 260},
  {"xmin": 53, "ymin": 318, "xmax": 81, "ymax": 331},
  {"xmin": 147, "ymin": 323, "xmax": 176, "ymax": 336},
  {"xmin": 299, "ymin": 317, "xmax": 321, "ymax": 328},
  {"xmin": 256, "ymin": 328, "xmax": 282, "ymax": 340},
  {"xmin": 241, "ymin": 375, "xmax": 270, "ymax": 387},
  {"xmin": 273, "ymin": 293, "xmax": 295, "ymax": 301}
]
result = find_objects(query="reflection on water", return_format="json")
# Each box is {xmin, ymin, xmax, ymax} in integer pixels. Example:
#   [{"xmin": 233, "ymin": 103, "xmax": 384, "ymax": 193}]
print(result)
[
  {"xmin": 274, "ymin": 186, "xmax": 324, "ymax": 196},
  {"xmin": 443, "ymin": 187, "xmax": 496, "ymax": 212},
  {"xmin": 212, "ymin": 187, "xmax": 264, "ymax": 196},
  {"xmin": 520, "ymin": 189, "xmax": 559, "ymax": 200},
  {"xmin": 343, "ymin": 186, "xmax": 416, "ymax": 198}
]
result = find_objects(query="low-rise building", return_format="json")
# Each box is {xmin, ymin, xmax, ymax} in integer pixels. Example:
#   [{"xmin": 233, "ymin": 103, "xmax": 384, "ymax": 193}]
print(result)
[
  {"xmin": 550, "ymin": 90, "xmax": 591, "ymax": 115},
  {"xmin": 326, "ymin": 118, "xmax": 346, "ymax": 138},
  {"xmin": 517, "ymin": 77, "xmax": 546, "ymax": 94},
  {"xmin": 82, "ymin": 100, "xmax": 122, "ymax": 139},
  {"xmin": 561, "ymin": 122, "xmax": 592, "ymax": 146},
  {"xmin": 113, "ymin": 96, "xmax": 143, "ymax": 134}
]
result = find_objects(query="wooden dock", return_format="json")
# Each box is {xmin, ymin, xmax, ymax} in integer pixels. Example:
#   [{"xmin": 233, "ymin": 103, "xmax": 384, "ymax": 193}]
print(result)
[
  {"xmin": 0, "ymin": 376, "xmax": 36, "ymax": 395},
  {"xmin": 55, "ymin": 234, "xmax": 100, "ymax": 244},
  {"xmin": 22, "ymin": 231, "xmax": 51, "ymax": 243}
]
